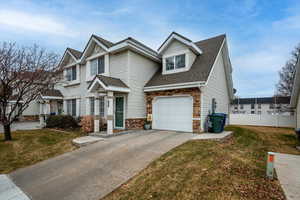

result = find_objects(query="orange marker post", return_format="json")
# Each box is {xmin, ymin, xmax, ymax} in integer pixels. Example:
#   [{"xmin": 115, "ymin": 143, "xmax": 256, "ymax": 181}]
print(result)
[{"xmin": 266, "ymin": 152, "xmax": 275, "ymax": 180}]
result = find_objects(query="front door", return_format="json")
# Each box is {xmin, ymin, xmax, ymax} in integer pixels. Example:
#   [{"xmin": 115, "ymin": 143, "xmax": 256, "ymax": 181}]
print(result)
[{"xmin": 115, "ymin": 96, "xmax": 124, "ymax": 128}]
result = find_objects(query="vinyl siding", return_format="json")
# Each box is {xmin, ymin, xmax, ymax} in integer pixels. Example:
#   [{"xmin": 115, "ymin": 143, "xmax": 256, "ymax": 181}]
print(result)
[
  {"xmin": 127, "ymin": 50, "xmax": 159, "ymax": 118},
  {"xmin": 297, "ymin": 95, "xmax": 300, "ymax": 128},
  {"xmin": 22, "ymin": 100, "xmax": 39, "ymax": 116},
  {"xmin": 200, "ymin": 46, "xmax": 230, "ymax": 130}
]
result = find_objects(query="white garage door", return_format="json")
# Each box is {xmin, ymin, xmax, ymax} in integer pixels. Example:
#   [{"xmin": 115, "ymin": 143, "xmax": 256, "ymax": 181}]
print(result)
[{"xmin": 152, "ymin": 96, "xmax": 193, "ymax": 132}]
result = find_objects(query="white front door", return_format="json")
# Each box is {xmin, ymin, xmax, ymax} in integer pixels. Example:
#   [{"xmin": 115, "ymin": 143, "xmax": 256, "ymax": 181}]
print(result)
[{"xmin": 152, "ymin": 96, "xmax": 193, "ymax": 132}]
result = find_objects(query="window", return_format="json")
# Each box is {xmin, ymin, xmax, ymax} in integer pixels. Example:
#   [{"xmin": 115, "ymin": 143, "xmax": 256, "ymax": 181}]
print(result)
[
  {"xmin": 66, "ymin": 99, "xmax": 76, "ymax": 116},
  {"xmin": 99, "ymin": 97, "xmax": 105, "ymax": 117},
  {"xmin": 90, "ymin": 97, "xmax": 95, "ymax": 115},
  {"xmin": 251, "ymin": 110, "xmax": 255, "ymax": 114},
  {"xmin": 66, "ymin": 66, "xmax": 76, "ymax": 81},
  {"xmin": 90, "ymin": 56, "xmax": 105, "ymax": 76},
  {"xmin": 90, "ymin": 97, "xmax": 105, "ymax": 117},
  {"xmin": 258, "ymin": 104, "xmax": 261, "ymax": 109},
  {"xmin": 165, "ymin": 54, "xmax": 186, "ymax": 71},
  {"xmin": 166, "ymin": 57, "xmax": 174, "ymax": 70},
  {"xmin": 269, "ymin": 104, "xmax": 274, "ymax": 109},
  {"xmin": 234, "ymin": 105, "xmax": 238, "ymax": 110},
  {"xmin": 240, "ymin": 104, "xmax": 244, "ymax": 109},
  {"xmin": 251, "ymin": 104, "xmax": 255, "ymax": 109}
]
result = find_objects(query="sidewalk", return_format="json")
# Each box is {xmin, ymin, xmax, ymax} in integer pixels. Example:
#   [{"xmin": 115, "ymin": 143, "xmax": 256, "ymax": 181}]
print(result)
[{"xmin": 274, "ymin": 153, "xmax": 300, "ymax": 200}]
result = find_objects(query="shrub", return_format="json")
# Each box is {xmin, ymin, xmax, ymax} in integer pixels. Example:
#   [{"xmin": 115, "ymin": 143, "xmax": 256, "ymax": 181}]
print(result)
[{"xmin": 46, "ymin": 115, "xmax": 79, "ymax": 129}]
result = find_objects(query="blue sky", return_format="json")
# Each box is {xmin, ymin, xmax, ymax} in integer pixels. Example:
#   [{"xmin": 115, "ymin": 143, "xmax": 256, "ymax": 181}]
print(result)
[{"xmin": 0, "ymin": 0, "xmax": 299, "ymax": 97}]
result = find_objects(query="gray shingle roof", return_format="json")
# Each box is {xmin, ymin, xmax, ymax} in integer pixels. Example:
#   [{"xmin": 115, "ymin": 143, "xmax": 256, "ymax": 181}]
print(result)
[
  {"xmin": 67, "ymin": 48, "xmax": 82, "ymax": 59},
  {"xmin": 93, "ymin": 35, "xmax": 114, "ymax": 48},
  {"xmin": 145, "ymin": 34, "xmax": 226, "ymax": 87},
  {"xmin": 88, "ymin": 75, "xmax": 129, "ymax": 89}
]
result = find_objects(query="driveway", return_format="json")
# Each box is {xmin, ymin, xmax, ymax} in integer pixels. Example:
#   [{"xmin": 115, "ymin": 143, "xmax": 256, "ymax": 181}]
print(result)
[
  {"xmin": 10, "ymin": 130, "xmax": 194, "ymax": 200},
  {"xmin": 0, "ymin": 121, "xmax": 40, "ymax": 133}
]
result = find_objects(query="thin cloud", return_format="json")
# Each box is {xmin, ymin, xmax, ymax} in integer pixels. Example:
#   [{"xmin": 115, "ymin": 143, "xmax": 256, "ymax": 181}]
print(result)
[{"xmin": 0, "ymin": 10, "xmax": 78, "ymax": 37}]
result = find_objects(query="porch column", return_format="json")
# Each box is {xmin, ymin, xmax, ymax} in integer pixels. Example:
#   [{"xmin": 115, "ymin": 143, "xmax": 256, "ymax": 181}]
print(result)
[
  {"xmin": 39, "ymin": 102, "xmax": 45, "ymax": 127},
  {"xmin": 107, "ymin": 91, "xmax": 114, "ymax": 135},
  {"xmin": 94, "ymin": 93, "xmax": 100, "ymax": 133}
]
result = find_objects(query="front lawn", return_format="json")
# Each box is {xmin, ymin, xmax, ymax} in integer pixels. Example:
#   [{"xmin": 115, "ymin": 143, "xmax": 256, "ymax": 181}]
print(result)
[
  {"xmin": 104, "ymin": 126, "xmax": 300, "ymax": 200},
  {"xmin": 0, "ymin": 129, "xmax": 85, "ymax": 173}
]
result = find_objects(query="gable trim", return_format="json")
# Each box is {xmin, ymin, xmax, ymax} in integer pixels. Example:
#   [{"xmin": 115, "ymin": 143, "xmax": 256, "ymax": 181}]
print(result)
[
  {"xmin": 158, "ymin": 33, "xmax": 202, "ymax": 55},
  {"xmin": 144, "ymin": 81, "xmax": 205, "ymax": 92},
  {"xmin": 58, "ymin": 49, "xmax": 79, "ymax": 68}
]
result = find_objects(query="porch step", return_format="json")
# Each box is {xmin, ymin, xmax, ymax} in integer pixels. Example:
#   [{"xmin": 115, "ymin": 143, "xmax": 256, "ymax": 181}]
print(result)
[
  {"xmin": 89, "ymin": 130, "xmax": 136, "ymax": 138},
  {"xmin": 72, "ymin": 136, "xmax": 104, "ymax": 147}
]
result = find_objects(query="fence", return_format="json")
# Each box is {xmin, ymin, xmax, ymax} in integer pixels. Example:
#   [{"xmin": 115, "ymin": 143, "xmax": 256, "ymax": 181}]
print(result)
[{"xmin": 229, "ymin": 114, "xmax": 295, "ymax": 128}]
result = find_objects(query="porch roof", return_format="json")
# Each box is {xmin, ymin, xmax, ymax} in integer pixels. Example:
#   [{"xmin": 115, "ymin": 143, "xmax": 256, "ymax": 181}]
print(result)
[
  {"xmin": 41, "ymin": 89, "xmax": 63, "ymax": 99},
  {"xmin": 88, "ymin": 75, "xmax": 130, "ymax": 93}
]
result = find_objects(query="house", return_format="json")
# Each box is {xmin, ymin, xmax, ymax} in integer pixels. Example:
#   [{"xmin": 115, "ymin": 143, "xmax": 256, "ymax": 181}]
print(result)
[
  {"xmin": 291, "ymin": 57, "xmax": 300, "ymax": 128},
  {"xmin": 24, "ymin": 32, "xmax": 234, "ymax": 134},
  {"xmin": 231, "ymin": 96, "xmax": 292, "ymax": 115}
]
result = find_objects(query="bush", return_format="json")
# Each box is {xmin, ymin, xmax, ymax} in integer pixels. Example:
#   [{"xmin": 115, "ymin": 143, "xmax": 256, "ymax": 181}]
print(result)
[{"xmin": 46, "ymin": 115, "xmax": 79, "ymax": 129}]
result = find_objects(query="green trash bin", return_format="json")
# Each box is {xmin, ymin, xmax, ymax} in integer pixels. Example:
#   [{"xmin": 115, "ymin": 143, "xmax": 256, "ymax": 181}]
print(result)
[{"xmin": 209, "ymin": 114, "xmax": 225, "ymax": 133}]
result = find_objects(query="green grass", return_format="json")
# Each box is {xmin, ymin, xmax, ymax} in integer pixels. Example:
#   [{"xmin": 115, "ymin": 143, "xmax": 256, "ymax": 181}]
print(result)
[
  {"xmin": 0, "ymin": 129, "xmax": 85, "ymax": 173},
  {"xmin": 103, "ymin": 126, "xmax": 300, "ymax": 200}
]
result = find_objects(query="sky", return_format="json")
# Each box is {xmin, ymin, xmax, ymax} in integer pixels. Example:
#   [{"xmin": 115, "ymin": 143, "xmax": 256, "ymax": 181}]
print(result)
[{"xmin": 0, "ymin": 0, "xmax": 299, "ymax": 97}]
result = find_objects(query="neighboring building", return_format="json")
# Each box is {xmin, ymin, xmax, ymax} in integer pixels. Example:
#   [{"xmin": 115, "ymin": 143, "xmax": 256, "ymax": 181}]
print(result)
[
  {"xmin": 231, "ymin": 96, "xmax": 292, "ymax": 115},
  {"xmin": 291, "ymin": 57, "xmax": 300, "ymax": 128},
  {"xmin": 21, "ymin": 32, "xmax": 234, "ymax": 133}
]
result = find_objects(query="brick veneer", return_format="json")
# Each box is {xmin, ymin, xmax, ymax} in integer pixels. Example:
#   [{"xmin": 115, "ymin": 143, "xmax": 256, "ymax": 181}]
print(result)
[
  {"xmin": 125, "ymin": 118, "xmax": 146, "ymax": 129},
  {"xmin": 145, "ymin": 88, "xmax": 201, "ymax": 133}
]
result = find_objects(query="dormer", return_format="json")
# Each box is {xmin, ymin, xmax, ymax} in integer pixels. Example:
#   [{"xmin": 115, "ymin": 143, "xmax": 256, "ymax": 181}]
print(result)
[
  {"xmin": 80, "ymin": 35, "xmax": 113, "ymax": 82},
  {"xmin": 158, "ymin": 32, "xmax": 202, "ymax": 75},
  {"xmin": 59, "ymin": 48, "xmax": 82, "ymax": 86}
]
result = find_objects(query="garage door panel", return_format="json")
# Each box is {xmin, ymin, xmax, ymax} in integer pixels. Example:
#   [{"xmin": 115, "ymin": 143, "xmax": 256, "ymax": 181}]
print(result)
[{"xmin": 152, "ymin": 96, "xmax": 193, "ymax": 132}]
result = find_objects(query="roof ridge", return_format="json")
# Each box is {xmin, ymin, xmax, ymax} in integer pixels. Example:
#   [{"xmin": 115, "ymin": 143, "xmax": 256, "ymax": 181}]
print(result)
[
  {"xmin": 92, "ymin": 34, "xmax": 114, "ymax": 47},
  {"xmin": 194, "ymin": 34, "xmax": 226, "ymax": 44}
]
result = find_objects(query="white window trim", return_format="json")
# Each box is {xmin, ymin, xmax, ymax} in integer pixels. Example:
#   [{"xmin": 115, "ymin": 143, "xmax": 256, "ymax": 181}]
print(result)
[
  {"xmin": 86, "ymin": 54, "xmax": 109, "ymax": 82},
  {"xmin": 63, "ymin": 64, "xmax": 80, "ymax": 86},
  {"xmin": 162, "ymin": 50, "xmax": 189, "ymax": 75}
]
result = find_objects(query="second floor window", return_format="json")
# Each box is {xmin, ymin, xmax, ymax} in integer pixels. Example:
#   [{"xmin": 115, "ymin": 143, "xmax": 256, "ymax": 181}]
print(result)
[
  {"xmin": 66, "ymin": 66, "xmax": 76, "ymax": 81},
  {"xmin": 240, "ymin": 104, "xmax": 244, "ymax": 109},
  {"xmin": 258, "ymin": 104, "xmax": 261, "ymax": 109},
  {"xmin": 90, "ymin": 56, "xmax": 105, "ymax": 76},
  {"xmin": 251, "ymin": 104, "xmax": 255, "ymax": 109},
  {"xmin": 166, "ymin": 54, "xmax": 185, "ymax": 71}
]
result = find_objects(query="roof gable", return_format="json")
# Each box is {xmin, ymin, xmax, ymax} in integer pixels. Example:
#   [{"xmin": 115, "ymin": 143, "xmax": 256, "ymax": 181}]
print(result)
[
  {"xmin": 80, "ymin": 35, "xmax": 113, "ymax": 62},
  {"xmin": 158, "ymin": 32, "xmax": 202, "ymax": 55},
  {"xmin": 58, "ymin": 48, "xmax": 81, "ymax": 68},
  {"xmin": 145, "ymin": 34, "xmax": 226, "ymax": 88}
]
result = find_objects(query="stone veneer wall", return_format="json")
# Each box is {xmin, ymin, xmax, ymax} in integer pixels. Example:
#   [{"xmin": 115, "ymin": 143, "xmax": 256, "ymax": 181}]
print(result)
[
  {"xmin": 145, "ymin": 88, "xmax": 201, "ymax": 133},
  {"xmin": 125, "ymin": 118, "xmax": 146, "ymax": 129}
]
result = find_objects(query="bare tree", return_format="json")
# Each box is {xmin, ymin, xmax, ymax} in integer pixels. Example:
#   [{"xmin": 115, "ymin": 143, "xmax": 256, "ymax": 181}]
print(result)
[
  {"xmin": 0, "ymin": 42, "xmax": 59, "ymax": 141},
  {"xmin": 276, "ymin": 43, "xmax": 300, "ymax": 96}
]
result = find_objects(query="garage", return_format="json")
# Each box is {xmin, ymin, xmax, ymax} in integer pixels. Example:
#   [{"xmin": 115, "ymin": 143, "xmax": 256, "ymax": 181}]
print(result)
[{"xmin": 152, "ymin": 96, "xmax": 193, "ymax": 132}]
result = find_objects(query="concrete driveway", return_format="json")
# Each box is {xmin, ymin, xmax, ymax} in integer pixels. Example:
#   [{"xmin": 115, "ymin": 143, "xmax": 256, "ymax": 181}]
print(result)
[{"xmin": 10, "ymin": 130, "xmax": 194, "ymax": 200}]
